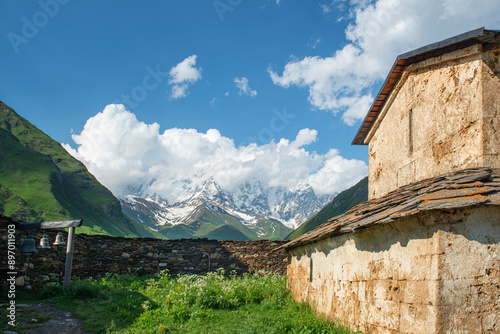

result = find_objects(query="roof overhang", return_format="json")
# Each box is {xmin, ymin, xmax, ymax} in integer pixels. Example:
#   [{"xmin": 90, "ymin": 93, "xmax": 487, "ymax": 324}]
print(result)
[
  {"xmin": 274, "ymin": 167, "xmax": 500, "ymax": 253},
  {"xmin": 352, "ymin": 27, "xmax": 500, "ymax": 145}
]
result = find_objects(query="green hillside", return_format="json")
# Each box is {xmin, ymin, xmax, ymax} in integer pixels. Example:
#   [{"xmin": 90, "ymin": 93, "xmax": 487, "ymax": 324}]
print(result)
[
  {"xmin": 0, "ymin": 101, "xmax": 162, "ymax": 238},
  {"xmin": 186, "ymin": 205, "xmax": 258, "ymax": 240},
  {"xmin": 155, "ymin": 205, "xmax": 255, "ymax": 240},
  {"xmin": 286, "ymin": 177, "xmax": 368, "ymax": 240},
  {"xmin": 159, "ymin": 224, "xmax": 195, "ymax": 239},
  {"xmin": 155, "ymin": 204, "xmax": 293, "ymax": 241},
  {"xmin": 203, "ymin": 225, "xmax": 250, "ymax": 241}
]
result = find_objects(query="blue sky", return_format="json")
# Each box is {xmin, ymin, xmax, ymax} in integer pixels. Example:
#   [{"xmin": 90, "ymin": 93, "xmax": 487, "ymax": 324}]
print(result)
[{"xmin": 1, "ymin": 0, "xmax": 499, "ymax": 198}]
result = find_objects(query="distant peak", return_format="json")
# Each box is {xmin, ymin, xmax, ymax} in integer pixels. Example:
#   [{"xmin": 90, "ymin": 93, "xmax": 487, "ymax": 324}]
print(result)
[{"xmin": 290, "ymin": 183, "xmax": 313, "ymax": 192}]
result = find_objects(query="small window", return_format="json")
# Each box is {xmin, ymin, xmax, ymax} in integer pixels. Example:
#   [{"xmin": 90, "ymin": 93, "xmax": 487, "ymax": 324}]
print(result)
[
  {"xmin": 409, "ymin": 108, "xmax": 414, "ymax": 155},
  {"xmin": 309, "ymin": 258, "xmax": 313, "ymax": 283}
]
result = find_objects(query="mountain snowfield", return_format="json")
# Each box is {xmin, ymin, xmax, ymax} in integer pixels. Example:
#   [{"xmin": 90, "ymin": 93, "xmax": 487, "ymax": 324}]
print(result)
[{"xmin": 120, "ymin": 178, "xmax": 334, "ymax": 240}]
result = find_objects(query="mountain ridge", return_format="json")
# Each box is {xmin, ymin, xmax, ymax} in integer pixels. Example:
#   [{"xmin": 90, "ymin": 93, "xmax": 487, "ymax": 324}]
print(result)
[
  {"xmin": 0, "ymin": 101, "xmax": 161, "ymax": 238},
  {"xmin": 0, "ymin": 100, "xmax": 368, "ymax": 241},
  {"xmin": 286, "ymin": 176, "xmax": 368, "ymax": 240},
  {"xmin": 120, "ymin": 176, "xmax": 335, "ymax": 240}
]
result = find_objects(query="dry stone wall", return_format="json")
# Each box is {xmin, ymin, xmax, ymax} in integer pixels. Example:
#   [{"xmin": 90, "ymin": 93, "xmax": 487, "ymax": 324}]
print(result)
[{"xmin": 0, "ymin": 224, "xmax": 287, "ymax": 290}]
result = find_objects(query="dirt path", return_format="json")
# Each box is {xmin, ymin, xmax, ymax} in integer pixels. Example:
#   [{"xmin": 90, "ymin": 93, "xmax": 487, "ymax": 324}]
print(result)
[{"xmin": 4, "ymin": 303, "xmax": 90, "ymax": 334}]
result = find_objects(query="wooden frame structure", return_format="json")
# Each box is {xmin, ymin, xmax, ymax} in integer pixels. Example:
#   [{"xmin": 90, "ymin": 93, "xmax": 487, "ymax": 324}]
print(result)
[{"xmin": 17, "ymin": 219, "xmax": 83, "ymax": 292}]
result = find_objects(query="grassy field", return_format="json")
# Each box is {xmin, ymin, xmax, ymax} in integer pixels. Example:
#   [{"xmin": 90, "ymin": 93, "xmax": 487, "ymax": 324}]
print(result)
[{"xmin": 3, "ymin": 270, "xmax": 355, "ymax": 334}]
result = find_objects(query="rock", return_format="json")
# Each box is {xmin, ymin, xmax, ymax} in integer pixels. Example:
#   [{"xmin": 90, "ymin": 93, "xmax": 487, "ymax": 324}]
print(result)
[{"xmin": 15, "ymin": 276, "xmax": 25, "ymax": 286}]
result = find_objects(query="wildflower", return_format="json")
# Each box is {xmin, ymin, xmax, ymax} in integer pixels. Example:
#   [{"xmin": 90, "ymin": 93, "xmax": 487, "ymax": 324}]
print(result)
[
  {"xmin": 141, "ymin": 300, "xmax": 151, "ymax": 310},
  {"xmin": 158, "ymin": 324, "xmax": 166, "ymax": 332}
]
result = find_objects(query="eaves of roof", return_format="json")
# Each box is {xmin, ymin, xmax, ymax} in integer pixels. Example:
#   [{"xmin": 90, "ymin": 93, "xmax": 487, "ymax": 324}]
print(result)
[
  {"xmin": 352, "ymin": 27, "xmax": 500, "ymax": 146},
  {"xmin": 274, "ymin": 167, "xmax": 500, "ymax": 253}
]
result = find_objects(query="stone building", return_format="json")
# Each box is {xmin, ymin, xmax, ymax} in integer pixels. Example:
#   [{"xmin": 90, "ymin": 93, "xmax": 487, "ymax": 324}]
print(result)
[{"xmin": 276, "ymin": 28, "xmax": 500, "ymax": 333}]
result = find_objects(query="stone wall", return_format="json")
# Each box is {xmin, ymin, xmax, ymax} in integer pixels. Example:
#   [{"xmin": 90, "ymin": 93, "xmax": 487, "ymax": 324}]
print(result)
[
  {"xmin": 0, "ymin": 224, "xmax": 287, "ymax": 290},
  {"xmin": 367, "ymin": 45, "xmax": 500, "ymax": 200},
  {"xmin": 482, "ymin": 48, "xmax": 500, "ymax": 166},
  {"xmin": 286, "ymin": 205, "xmax": 500, "ymax": 333}
]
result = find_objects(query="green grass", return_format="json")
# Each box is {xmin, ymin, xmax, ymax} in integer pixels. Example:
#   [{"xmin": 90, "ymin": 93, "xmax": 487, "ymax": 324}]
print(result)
[
  {"xmin": 6, "ymin": 271, "xmax": 354, "ymax": 334},
  {"xmin": 0, "ymin": 306, "xmax": 51, "ymax": 334}
]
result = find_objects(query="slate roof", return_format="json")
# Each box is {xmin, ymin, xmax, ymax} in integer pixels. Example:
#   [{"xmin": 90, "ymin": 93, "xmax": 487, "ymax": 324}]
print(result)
[
  {"xmin": 275, "ymin": 167, "xmax": 500, "ymax": 252},
  {"xmin": 352, "ymin": 27, "xmax": 500, "ymax": 145}
]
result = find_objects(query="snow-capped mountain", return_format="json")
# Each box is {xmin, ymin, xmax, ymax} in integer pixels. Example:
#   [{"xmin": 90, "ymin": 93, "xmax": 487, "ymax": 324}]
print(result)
[{"xmin": 120, "ymin": 178, "xmax": 334, "ymax": 240}]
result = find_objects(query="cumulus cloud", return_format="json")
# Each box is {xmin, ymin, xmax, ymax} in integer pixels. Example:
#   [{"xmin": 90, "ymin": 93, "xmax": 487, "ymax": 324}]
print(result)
[
  {"xmin": 270, "ymin": 0, "xmax": 500, "ymax": 125},
  {"xmin": 63, "ymin": 104, "xmax": 367, "ymax": 202},
  {"xmin": 234, "ymin": 77, "xmax": 258, "ymax": 97},
  {"xmin": 168, "ymin": 55, "xmax": 202, "ymax": 99}
]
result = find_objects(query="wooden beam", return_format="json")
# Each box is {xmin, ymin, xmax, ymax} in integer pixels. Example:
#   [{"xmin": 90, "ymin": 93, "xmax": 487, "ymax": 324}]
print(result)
[
  {"xmin": 16, "ymin": 220, "xmax": 83, "ymax": 230},
  {"xmin": 41, "ymin": 220, "xmax": 83, "ymax": 229}
]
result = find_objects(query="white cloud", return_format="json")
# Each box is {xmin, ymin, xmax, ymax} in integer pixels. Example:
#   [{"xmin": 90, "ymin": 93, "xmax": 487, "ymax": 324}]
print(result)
[
  {"xmin": 292, "ymin": 128, "xmax": 318, "ymax": 148},
  {"xmin": 270, "ymin": 0, "xmax": 500, "ymax": 125},
  {"xmin": 168, "ymin": 55, "xmax": 202, "ymax": 99},
  {"xmin": 234, "ymin": 77, "xmax": 258, "ymax": 97},
  {"xmin": 209, "ymin": 97, "xmax": 217, "ymax": 107},
  {"xmin": 320, "ymin": 3, "xmax": 333, "ymax": 15},
  {"xmin": 63, "ymin": 104, "xmax": 367, "ymax": 201}
]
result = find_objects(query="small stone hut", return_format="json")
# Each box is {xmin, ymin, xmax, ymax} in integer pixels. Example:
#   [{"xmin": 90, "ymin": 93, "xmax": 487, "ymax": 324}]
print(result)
[{"xmin": 276, "ymin": 28, "xmax": 500, "ymax": 333}]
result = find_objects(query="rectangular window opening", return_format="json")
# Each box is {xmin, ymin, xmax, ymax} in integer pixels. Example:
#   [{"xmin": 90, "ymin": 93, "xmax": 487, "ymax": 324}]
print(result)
[
  {"xmin": 409, "ymin": 108, "xmax": 414, "ymax": 155},
  {"xmin": 309, "ymin": 258, "xmax": 313, "ymax": 283}
]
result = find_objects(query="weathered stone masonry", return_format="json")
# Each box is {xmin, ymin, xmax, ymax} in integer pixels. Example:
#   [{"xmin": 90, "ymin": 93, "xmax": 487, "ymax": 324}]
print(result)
[
  {"xmin": 0, "ymin": 221, "xmax": 287, "ymax": 290},
  {"xmin": 281, "ymin": 28, "xmax": 500, "ymax": 334}
]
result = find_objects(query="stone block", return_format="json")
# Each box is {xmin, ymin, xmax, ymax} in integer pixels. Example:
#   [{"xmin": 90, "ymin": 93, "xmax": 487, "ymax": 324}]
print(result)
[
  {"xmin": 334, "ymin": 297, "xmax": 360, "ymax": 327},
  {"xmin": 449, "ymin": 314, "xmax": 483, "ymax": 334},
  {"xmin": 437, "ymin": 278, "xmax": 474, "ymax": 308},
  {"xmin": 15, "ymin": 276, "xmax": 25, "ymax": 286},
  {"xmin": 402, "ymin": 279, "xmax": 437, "ymax": 306},
  {"xmin": 400, "ymin": 303, "xmax": 437, "ymax": 334},
  {"xmin": 359, "ymin": 298, "xmax": 400, "ymax": 331}
]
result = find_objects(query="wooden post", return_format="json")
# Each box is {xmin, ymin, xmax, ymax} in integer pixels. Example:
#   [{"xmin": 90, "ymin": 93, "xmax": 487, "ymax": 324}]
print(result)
[
  {"xmin": 63, "ymin": 226, "xmax": 76, "ymax": 292},
  {"xmin": 16, "ymin": 219, "xmax": 83, "ymax": 292}
]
